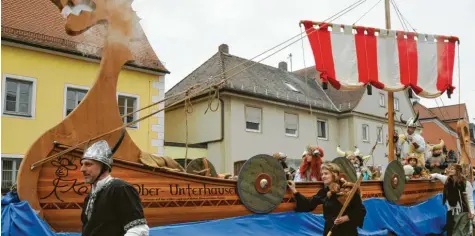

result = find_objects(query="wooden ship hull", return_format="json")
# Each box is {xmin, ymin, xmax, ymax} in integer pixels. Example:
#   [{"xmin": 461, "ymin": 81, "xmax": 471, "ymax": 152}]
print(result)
[{"xmin": 38, "ymin": 144, "xmax": 443, "ymax": 232}]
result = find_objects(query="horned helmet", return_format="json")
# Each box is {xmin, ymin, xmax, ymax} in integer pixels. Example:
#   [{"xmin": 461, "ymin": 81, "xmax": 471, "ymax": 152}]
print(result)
[
  {"xmin": 336, "ymin": 145, "xmax": 371, "ymax": 166},
  {"xmin": 399, "ymin": 111, "xmax": 420, "ymax": 128},
  {"xmin": 428, "ymin": 139, "xmax": 445, "ymax": 159},
  {"xmin": 306, "ymin": 145, "xmax": 324, "ymax": 158},
  {"xmin": 82, "ymin": 129, "xmax": 126, "ymax": 171},
  {"xmin": 272, "ymin": 152, "xmax": 287, "ymax": 161}
]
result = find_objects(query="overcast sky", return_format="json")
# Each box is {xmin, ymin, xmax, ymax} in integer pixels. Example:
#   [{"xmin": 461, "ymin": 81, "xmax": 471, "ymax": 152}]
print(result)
[{"xmin": 133, "ymin": 0, "xmax": 474, "ymax": 120}]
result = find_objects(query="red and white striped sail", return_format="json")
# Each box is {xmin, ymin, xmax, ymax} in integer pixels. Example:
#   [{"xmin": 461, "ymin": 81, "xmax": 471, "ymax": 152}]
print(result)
[{"xmin": 301, "ymin": 20, "xmax": 458, "ymax": 98}]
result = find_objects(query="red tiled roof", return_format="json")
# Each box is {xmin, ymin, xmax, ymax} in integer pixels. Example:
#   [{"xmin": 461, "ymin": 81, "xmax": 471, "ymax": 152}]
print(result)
[
  {"xmin": 428, "ymin": 104, "xmax": 468, "ymax": 121},
  {"xmin": 1, "ymin": 0, "xmax": 169, "ymax": 74},
  {"xmin": 413, "ymin": 103, "xmax": 437, "ymax": 119}
]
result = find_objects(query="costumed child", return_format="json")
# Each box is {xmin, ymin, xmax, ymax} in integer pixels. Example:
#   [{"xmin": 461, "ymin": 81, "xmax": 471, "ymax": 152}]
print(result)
[
  {"xmin": 336, "ymin": 146, "xmax": 371, "ymax": 180},
  {"xmin": 406, "ymin": 154, "xmax": 423, "ymax": 178},
  {"xmin": 425, "ymin": 139, "xmax": 448, "ymax": 174}
]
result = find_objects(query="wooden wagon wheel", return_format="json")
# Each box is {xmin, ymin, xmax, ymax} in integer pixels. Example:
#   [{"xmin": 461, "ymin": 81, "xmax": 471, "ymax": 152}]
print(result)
[
  {"xmin": 237, "ymin": 154, "xmax": 287, "ymax": 214},
  {"xmin": 383, "ymin": 160, "xmax": 406, "ymax": 203},
  {"xmin": 332, "ymin": 157, "xmax": 357, "ymax": 183},
  {"xmin": 185, "ymin": 157, "xmax": 218, "ymax": 177}
]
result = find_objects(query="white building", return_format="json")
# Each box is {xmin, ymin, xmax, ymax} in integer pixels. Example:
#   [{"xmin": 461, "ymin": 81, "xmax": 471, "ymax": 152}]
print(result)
[{"xmin": 165, "ymin": 44, "xmax": 419, "ymax": 174}]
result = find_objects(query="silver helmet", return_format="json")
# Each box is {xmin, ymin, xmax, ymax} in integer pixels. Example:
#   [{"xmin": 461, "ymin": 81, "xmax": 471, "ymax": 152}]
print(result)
[
  {"xmin": 399, "ymin": 112, "xmax": 419, "ymax": 128},
  {"xmin": 82, "ymin": 129, "xmax": 126, "ymax": 170}
]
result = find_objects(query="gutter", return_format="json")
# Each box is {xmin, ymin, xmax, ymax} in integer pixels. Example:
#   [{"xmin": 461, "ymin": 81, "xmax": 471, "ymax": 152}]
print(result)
[{"xmin": 1, "ymin": 37, "xmax": 170, "ymax": 75}]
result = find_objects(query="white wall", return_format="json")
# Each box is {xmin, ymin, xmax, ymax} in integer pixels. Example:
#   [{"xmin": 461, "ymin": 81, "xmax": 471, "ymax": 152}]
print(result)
[
  {"xmin": 164, "ymin": 98, "xmax": 222, "ymax": 144},
  {"xmin": 354, "ymin": 89, "xmax": 415, "ymax": 120},
  {"xmin": 225, "ymin": 96, "xmax": 339, "ymax": 173}
]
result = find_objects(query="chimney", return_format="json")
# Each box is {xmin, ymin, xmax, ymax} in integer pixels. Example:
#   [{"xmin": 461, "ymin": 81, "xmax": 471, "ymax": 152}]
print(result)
[
  {"xmin": 278, "ymin": 61, "xmax": 288, "ymax": 71},
  {"xmin": 219, "ymin": 44, "xmax": 229, "ymax": 54}
]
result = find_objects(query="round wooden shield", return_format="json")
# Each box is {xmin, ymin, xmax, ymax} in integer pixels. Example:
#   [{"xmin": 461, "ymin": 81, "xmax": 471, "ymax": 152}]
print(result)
[
  {"xmin": 237, "ymin": 154, "xmax": 287, "ymax": 214},
  {"xmin": 332, "ymin": 157, "xmax": 357, "ymax": 183},
  {"xmin": 186, "ymin": 158, "xmax": 218, "ymax": 177},
  {"xmin": 383, "ymin": 160, "xmax": 406, "ymax": 203}
]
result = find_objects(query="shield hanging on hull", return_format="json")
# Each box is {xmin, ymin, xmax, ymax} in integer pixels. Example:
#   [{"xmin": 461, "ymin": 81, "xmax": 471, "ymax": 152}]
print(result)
[
  {"xmin": 237, "ymin": 154, "xmax": 287, "ymax": 214},
  {"xmin": 332, "ymin": 157, "xmax": 357, "ymax": 183},
  {"xmin": 186, "ymin": 157, "xmax": 218, "ymax": 177},
  {"xmin": 383, "ymin": 160, "xmax": 406, "ymax": 203}
]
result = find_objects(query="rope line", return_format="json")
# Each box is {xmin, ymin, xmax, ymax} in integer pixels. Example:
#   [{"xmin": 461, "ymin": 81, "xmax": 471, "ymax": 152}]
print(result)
[
  {"xmin": 391, "ymin": 0, "xmax": 417, "ymax": 32},
  {"xmin": 353, "ymin": 0, "xmax": 383, "ymax": 25},
  {"xmin": 391, "ymin": 0, "xmax": 408, "ymax": 31}
]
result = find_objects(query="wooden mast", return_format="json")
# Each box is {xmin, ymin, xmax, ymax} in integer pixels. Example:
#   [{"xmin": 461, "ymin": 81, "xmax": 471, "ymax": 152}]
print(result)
[{"xmin": 385, "ymin": 0, "xmax": 396, "ymax": 162}]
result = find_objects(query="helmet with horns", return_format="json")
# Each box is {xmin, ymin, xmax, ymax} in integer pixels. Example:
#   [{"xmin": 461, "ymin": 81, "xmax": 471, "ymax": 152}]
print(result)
[
  {"xmin": 82, "ymin": 129, "xmax": 126, "ymax": 170},
  {"xmin": 399, "ymin": 112, "xmax": 420, "ymax": 128}
]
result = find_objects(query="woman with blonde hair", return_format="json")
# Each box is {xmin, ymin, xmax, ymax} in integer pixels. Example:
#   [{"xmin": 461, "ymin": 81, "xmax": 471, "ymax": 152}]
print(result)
[
  {"xmin": 288, "ymin": 162, "xmax": 366, "ymax": 236},
  {"xmin": 430, "ymin": 164, "xmax": 474, "ymax": 235}
]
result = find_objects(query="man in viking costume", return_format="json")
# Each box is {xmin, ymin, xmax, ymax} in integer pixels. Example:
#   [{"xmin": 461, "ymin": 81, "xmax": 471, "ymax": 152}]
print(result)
[
  {"xmin": 425, "ymin": 139, "xmax": 448, "ymax": 174},
  {"xmin": 80, "ymin": 130, "xmax": 149, "ymax": 236},
  {"xmin": 398, "ymin": 112, "xmax": 426, "ymax": 167}
]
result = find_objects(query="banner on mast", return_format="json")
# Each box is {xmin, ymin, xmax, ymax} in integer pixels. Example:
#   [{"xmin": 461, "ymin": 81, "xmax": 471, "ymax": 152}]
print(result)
[{"xmin": 301, "ymin": 20, "xmax": 458, "ymax": 98}]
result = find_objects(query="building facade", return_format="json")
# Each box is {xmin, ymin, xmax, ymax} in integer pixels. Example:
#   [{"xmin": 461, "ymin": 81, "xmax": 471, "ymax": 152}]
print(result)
[
  {"xmin": 165, "ymin": 44, "xmax": 418, "ymax": 175},
  {"xmin": 1, "ymin": 0, "xmax": 169, "ymax": 191}
]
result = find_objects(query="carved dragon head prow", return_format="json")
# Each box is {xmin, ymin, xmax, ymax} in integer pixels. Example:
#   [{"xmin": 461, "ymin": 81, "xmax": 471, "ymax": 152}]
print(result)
[{"xmin": 50, "ymin": 0, "xmax": 140, "ymax": 44}]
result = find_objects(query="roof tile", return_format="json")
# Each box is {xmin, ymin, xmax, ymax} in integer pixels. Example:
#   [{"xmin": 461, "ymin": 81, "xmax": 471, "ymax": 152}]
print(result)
[{"xmin": 1, "ymin": 0, "xmax": 168, "ymax": 73}]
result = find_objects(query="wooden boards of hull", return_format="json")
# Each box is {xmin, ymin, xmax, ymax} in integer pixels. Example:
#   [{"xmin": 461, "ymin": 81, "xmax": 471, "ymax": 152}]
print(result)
[{"xmin": 36, "ymin": 145, "xmax": 444, "ymax": 232}]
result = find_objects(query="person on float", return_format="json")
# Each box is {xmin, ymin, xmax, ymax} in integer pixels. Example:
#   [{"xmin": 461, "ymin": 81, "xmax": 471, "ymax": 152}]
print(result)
[
  {"xmin": 294, "ymin": 145, "xmax": 324, "ymax": 182},
  {"xmin": 424, "ymin": 139, "xmax": 448, "ymax": 174},
  {"xmin": 336, "ymin": 146, "xmax": 371, "ymax": 180},
  {"xmin": 273, "ymin": 152, "xmax": 294, "ymax": 180},
  {"xmin": 398, "ymin": 112, "xmax": 426, "ymax": 167},
  {"xmin": 430, "ymin": 164, "xmax": 475, "ymax": 235},
  {"xmin": 288, "ymin": 163, "xmax": 367, "ymax": 236},
  {"xmin": 80, "ymin": 129, "xmax": 149, "ymax": 236},
  {"xmin": 406, "ymin": 154, "xmax": 423, "ymax": 178}
]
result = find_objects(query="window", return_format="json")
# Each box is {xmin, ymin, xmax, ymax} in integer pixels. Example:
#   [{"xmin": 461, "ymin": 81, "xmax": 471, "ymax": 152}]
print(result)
[
  {"xmin": 284, "ymin": 112, "xmax": 298, "ymax": 136},
  {"xmin": 3, "ymin": 76, "xmax": 36, "ymax": 117},
  {"xmin": 65, "ymin": 86, "xmax": 88, "ymax": 116},
  {"xmin": 118, "ymin": 94, "xmax": 138, "ymax": 128},
  {"xmin": 362, "ymin": 124, "xmax": 370, "ymax": 142},
  {"xmin": 1, "ymin": 158, "xmax": 22, "ymax": 190},
  {"xmin": 284, "ymin": 82, "xmax": 300, "ymax": 92},
  {"xmin": 245, "ymin": 106, "xmax": 262, "ymax": 132},
  {"xmin": 394, "ymin": 98, "xmax": 399, "ymax": 111},
  {"xmin": 317, "ymin": 119, "xmax": 328, "ymax": 139},
  {"xmin": 376, "ymin": 126, "xmax": 383, "ymax": 144},
  {"xmin": 379, "ymin": 93, "xmax": 385, "ymax": 107}
]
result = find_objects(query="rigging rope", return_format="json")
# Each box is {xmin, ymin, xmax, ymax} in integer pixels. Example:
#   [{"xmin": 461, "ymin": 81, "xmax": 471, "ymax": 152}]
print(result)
[
  {"xmin": 391, "ymin": 0, "xmax": 418, "ymax": 33},
  {"xmin": 353, "ymin": 0, "xmax": 383, "ymax": 25},
  {"xmin": 391, "ymin": 0, "xmax": 408, "ymax": 32},
  {"xmin": 391, "ymin": 0, "xmax": 417, "ymax": 32}
]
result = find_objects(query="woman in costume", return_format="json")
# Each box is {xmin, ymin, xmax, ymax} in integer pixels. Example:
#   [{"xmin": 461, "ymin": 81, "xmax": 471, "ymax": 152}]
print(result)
[
  {"xmin": 430, "ymin": 164, "xmax": 475, "ymax": 235},
  {"xmin": 288, "ymin": 163, "xmax": 366, "ymax": 236},
  {"xmin": 294, "ymin": 145, "xmax": 324, "ymax": 182}
]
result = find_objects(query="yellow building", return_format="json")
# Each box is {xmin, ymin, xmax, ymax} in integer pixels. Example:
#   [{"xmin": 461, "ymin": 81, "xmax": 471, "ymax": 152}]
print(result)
[{"xmin": 1, "ymin": 0, "xmax": 169, "ymax": 191}]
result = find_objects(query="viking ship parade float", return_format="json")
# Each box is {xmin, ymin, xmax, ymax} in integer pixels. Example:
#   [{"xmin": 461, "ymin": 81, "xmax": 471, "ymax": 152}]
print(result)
[{"xmin": 10, "ymin": 0, "xmax": 472, "ymax": 234}]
